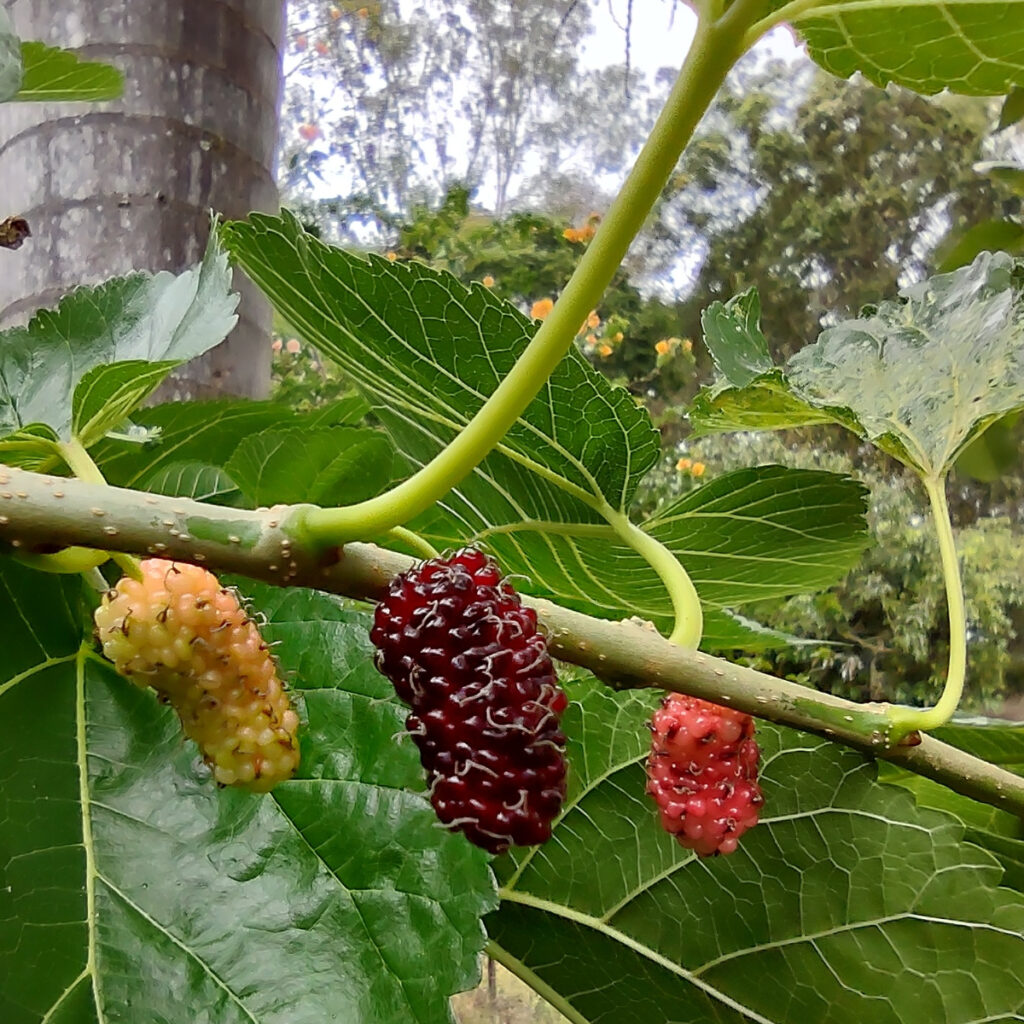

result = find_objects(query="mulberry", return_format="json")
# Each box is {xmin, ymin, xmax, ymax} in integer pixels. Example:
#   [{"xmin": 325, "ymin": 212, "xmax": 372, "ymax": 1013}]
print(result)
[
  {"xmin": 646, "ymin": 693, "xmax": 762, "ymax": 856},
  {"xmin": 371, "ymin": 548, "xmax": 567, "ymax": 854},
  {"xmin": 94, "ymin": 559, "xmax": 300, "ymax": 792}
]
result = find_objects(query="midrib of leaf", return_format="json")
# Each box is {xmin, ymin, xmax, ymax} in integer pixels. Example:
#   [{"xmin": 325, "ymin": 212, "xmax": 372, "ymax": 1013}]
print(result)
[
  {"xmin": 496, "ymin": 888, "xmax": 777, "ymax": 1024},
  {"xmin": 74, "ymin": 648, "xmax": 102, "ymax": 1022},
  {"xmin": 75, "ymin": 649, "xmax": 262, "ymax": 1024}
]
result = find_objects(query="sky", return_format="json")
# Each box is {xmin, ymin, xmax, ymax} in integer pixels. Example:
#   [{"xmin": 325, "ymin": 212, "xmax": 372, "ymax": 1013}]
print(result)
[{"xmin": 582, "ymin": 0, "xmax": 803, "ymax": 74}]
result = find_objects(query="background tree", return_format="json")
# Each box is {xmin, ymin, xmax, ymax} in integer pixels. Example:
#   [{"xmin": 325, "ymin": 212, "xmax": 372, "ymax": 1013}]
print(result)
[
  {"xmin": 0, "ymin": 0, "xmax": 286, "ymax": 399},
  {"xmin": 659, "ymin": 61, "xmax": 1018, "ymax": 364}
]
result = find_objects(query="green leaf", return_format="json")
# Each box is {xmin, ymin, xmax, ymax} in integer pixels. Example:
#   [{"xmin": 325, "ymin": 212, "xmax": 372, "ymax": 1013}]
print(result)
[
  {"xmin": 0, "ymin": 564, "xmax": 495, "ymax": 1023},
  {"xmin": 225, "ymin": 214, "xmax": 866, "ymax": 644},
  {"xmin": 226, "ymin": 426, "xmax": 395, "ymax": 507},
  {"xmin": 142, "ymin": 460, "xmax": 243, "ymax": 505},
  {"xmin": 0, "ymin": 10, "xmax": 22, "ymax": 102},
  {"xmin": 701, "ymin": 607, "xmax": 819, "ymax": 652},
  {"xmin": 72, "ymin": 360, "xmax": 179, "ymax": 448},
  {"xmin": 783, "ymin": 0, "xmax": 1024, "ymax": 96},
  {"xmin": 416, "ymin": 465, "xmax": 867, "ymax": 648},
  {"xmin": 94, "ymin": 400, "xmax": 302, "ymax": 486},
  {"xmin": 937, "ymin": 218, "xmax": 1024, "ymax": 272},
  {"xmin": 976, "ymin": 160, "xmax": 1024, "ymax": 197},
  {"xmin": 0, "ymin": 423, "xmax": 61, "ymax": 471},
  {"xmin": 492, "ymin": 678, "xmax": 1024, "ymax": 1023},
  {"xmin": 693, "ymin": 254, "xmax": 1024, "ymax": 480},
  {"xmin": 0, "ymin": 232, "xmax": 237, "ymax": 442},
  {"xmin": 13, "ymin": 40, "xmax": 122, "ymax": 102},
  {"xmin": 879, "ymin": 719, "xmax": 1024, "ymax": 889},
  {"xmin": 955, "ymin": 412, "xmax": 1021, "ymax": 482},
  {"xmin": 999, "ymin": 86, "xmax": 1024, "ymax": 129},
  {"xmin": 93, "ymin": 399, "xmax": 375, "ymax": 501}
]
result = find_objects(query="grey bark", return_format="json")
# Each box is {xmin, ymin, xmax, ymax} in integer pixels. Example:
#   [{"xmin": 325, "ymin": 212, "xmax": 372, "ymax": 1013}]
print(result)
[{"xmin": 0, "ymin": 0, "xmax": 285, "ymax": 399}]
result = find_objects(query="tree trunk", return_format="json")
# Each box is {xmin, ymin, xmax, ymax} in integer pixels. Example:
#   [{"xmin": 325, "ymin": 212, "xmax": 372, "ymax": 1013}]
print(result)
[{"xmin": 0, "ymin": 0, "xmax": 285, "ymax": 400}]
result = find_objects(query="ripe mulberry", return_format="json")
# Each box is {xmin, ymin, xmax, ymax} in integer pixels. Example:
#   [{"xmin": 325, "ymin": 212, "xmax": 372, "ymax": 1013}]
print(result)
[
  {"xmin": 646, "ymin": 693, "xmax": 763, "ymax": 856},
  {"xmin": 94, "ymin": 559, "xmax": 300, "ymax": 792},
  {"xmin": 371, "ymin": 548, "xmax": 567, "ymax": 854}
]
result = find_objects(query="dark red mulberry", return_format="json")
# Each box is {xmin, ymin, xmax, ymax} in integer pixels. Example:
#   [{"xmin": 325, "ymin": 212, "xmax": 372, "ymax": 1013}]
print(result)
[
  {"xmin": 371, "ymin": 548, "xmax": 567, "ymax": 853},
  {"xmin": 646, "ymin": 693, "xmax": 763, "ymax": 856}
]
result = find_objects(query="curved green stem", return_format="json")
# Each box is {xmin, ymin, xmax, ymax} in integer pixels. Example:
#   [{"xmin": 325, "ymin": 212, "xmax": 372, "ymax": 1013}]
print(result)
[
  {"xmin": 292, "ymin": 8, "xmax": 755, "ymax": 548},
  {"xmin": 741, "ymin": 0, "xmax": 824, "ymax": 49},
  {"xmin": 14, "ymin": 546, "xmax": 109, "ymax": 574},
  {"xmin": 603, "ymin": 509, "xmax": 703, "ymax": 648},
  {"xmin": 58, "ymin": 439, "xmax": 142, "ymax": 581},
  {"xmin": 382, "ymin": 526, "xmax": 439, "ymax": 560},
  {"xmin": 887, "ymin": 477, "xmax": 966, "ymax": 740}
]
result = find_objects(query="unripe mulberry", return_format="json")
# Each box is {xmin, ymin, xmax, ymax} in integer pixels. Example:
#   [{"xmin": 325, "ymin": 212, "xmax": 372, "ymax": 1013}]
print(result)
[
  {"xmin": 94, "ymin": 559, "xmax": 300, "ymax": 792},
  {"xmin": 371, "ymin": 548, "xmax": 567, "ymax": 854},
  {"xmin": 646, "ymin": 693, "xmax": 762, "ymax": 856}
]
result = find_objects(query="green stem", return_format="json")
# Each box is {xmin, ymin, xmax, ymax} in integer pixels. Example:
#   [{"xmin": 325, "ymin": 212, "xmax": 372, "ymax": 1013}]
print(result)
[
  {"xmin": 604, "ymin": 509, "xmax": 703, "ymax": 648},
  {"xmin": 13, "ymin": 546, "xmax": 109, "ymax": 574},
  {"xmin": 382, "ymin": 526, "xmax": 439, "ymax": 560},
  {"xmin": 741, "ymin": 0, "xmax": 824, "ymax": 48},
  {"xmin": 293, "ymin": 9, "xmax": 752, "ymax": 547},
  {"xmin": 58, "ymin": 439, "xmax": 142, "ymax": 582},
  {"xmin": 887, "ymin": 477, "xmax": 966, "ymax": 739}
]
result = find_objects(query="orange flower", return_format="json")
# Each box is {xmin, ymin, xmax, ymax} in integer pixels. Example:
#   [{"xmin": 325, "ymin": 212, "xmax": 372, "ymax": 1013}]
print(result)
[
  {"xmin": 531, "ymin": 298, "xmax": 554, "ymax": 321},
  {"xmin": 285, "ymin": 338, "xmax": 301, "ymax": 354},
  {"xmin": 586, "ymin": 311, "xmax": 600, "ymax": 329},
  {"xmin": 655, "ymin": 340, "xmax": 671, "ymax": 356},
  {"xmin": 584, "ymin": 333, "xmax": 597, "ymax": 346},
  {"xmin": 612, "ymin": 331, "xmax": 624, "ymax": 343},
  {"xmin": 385, "ymin": 250, "xmax": 397, "ymax": 261},
  {"xmin": 682, "ymin": 338, "xmax": 693, "ymax": 352},
  {"xmin": 598, "ymin": 344, "xmax": 613, "ymax": 358},
  {"xmin": 691, "ymin": 462, "xmax": 706, "ymax": 478},
  {"xmin": 314, "ymin": 39, "xmax": 329, "ymax": 56},
  {"xmin": 298, "ymin": 123, "xmax": 320, "ymax": 141},
  {"xmin": 676, "ymin": 457, "xmax": 692, "ymax": 472},
  {"xmin": 329, "ymin": 4, "xmax": 341, "ymax": 18},
  {"xmin": 356, "ymin": 6, "xmax": 370, "ymax": 17},
  {"xmin": 271, "ymin": 338, "xmax": 283, "ymax": 352},
  {"xmin": 295, "ymin": 33, "xmax": 308, "ymax": 50},
  {"xmin": 482, "ymin": 274, "xmax": 495, "ymax": 288},
  {"xmin": 563, "ymin": 227, "xmax": 580, "ymax": 243}
]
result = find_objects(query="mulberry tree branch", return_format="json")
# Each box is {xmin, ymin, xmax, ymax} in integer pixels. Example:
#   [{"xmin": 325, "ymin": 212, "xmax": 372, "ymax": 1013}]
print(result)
[{"xmin": 0, "ymin": 463, "xmax": 1021, "ymax": 819}]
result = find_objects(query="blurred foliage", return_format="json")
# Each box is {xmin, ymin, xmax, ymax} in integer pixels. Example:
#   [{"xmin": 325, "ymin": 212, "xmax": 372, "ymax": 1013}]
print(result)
[{"xmin": 656, "ymin": 62, "xmax": 1019, "ymax": 375}]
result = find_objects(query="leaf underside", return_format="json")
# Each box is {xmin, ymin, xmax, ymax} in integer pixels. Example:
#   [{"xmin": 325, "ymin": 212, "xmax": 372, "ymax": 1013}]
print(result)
[
  {"xmin": 693, "ymin": 253, "xmax": 1024, "ymax": 481},
  {"xmin": 788, "ymin": 0, "xmax": 1024, "ymax": 96}
]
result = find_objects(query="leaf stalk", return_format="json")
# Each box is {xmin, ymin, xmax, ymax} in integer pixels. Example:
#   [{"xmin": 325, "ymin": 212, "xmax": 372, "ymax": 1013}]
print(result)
[{"xmin": 887, "ymin": 477, "xmax": 967, "ymax": 739}]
